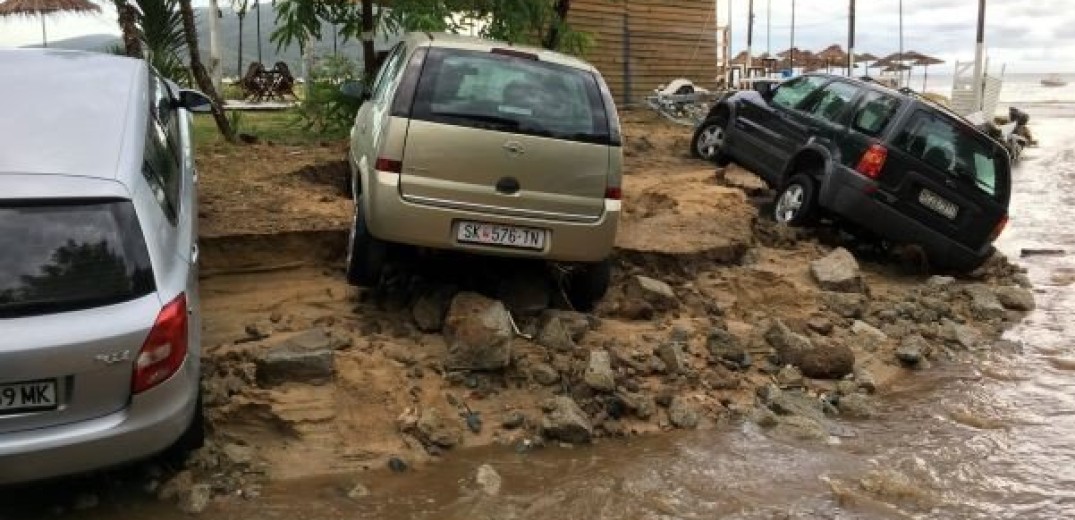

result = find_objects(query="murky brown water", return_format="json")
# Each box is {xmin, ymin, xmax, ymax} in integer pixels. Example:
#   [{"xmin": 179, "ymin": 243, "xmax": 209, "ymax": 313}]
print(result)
[{"xmin": 6, "ymin": 107, "xmax": 1075, "ymax": 520}]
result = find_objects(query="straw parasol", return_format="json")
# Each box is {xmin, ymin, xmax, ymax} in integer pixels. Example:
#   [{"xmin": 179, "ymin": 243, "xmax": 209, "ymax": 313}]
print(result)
[
  {"xmin": 815, "ymin": 44, "xmax": 848, "ymax": 73},
  {"xmin": 0, "ymin": 0, "xmax": 101, "ymax": 48},
  {"xmin": 906, "ymin": 51, "xmax": 945, "ymax": 90}
]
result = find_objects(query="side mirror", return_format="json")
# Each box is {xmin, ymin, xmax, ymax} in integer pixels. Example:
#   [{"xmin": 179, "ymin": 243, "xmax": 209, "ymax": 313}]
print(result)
[
  {"xmin": 177, "ymin": 89, "xmax": 214, "ymax": 113},
  {"xmin": 339, "ymin": 80, "xmax": 369, "ymax": 101}
]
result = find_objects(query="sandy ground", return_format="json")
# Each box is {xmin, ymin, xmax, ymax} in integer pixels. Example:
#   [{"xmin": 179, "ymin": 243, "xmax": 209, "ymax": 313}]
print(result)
[{"xmin": 187, "ymin": 111, "xmax": 1027, "ymax": 492}]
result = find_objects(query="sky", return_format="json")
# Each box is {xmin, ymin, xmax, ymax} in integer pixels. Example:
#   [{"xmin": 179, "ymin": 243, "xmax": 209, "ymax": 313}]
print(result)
[{"xmin": 0, "ymin": 0, "xmax": 1070, "ymax": 74}]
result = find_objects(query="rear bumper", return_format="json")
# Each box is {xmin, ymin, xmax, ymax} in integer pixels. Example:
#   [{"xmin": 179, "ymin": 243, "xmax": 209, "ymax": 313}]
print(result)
[
  {"xmin": 364, "ymin": 170, "xmax": 619, "ymax": 263},
  {"xmin": 0, "ymin": 359, "xmax": 198, "ymax": 485},
  {"xmin": 820, "ymin": 167, "xmax": 993, "ymax": 270}
]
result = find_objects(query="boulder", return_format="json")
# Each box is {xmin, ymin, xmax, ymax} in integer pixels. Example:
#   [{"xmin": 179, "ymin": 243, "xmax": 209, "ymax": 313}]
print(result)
[
  {"xmin": 897, "ymin": 334, "xmax": 932, "ymax": 365},
  {"xmin": 256, "ymin": 338, "xmax": 335, "ymax": 387},
  {"xmin": 807, "ymin": 315, "xmax": 834, "ymax": 335},
  {"xmin": 536, "ymin": 316, "xmax": 576, "ymax": 352},
  {"xmin": 943, "ymin": 319, "xmax": 982, "ymax": 350},
  {"xmin": 823, "ymin": 292, "xmax": 868, "ymax": 319},
  {"xmin": 797, "ymin": 342, "xmax": 855, "ymax": 379},
  {"xmin": 850, "ymin": 320, "xmax": 888, "ymax": 348},
  {"xmin": 412, "ymin": 286, "xmax": 456, "ymax": 332},
  {"xmin": 656, "ymin": 342, "xmax": 690, "ymax": 374},
  {"xmin": 529, "ymin": 363, "xmax": 560, "ymax": 386},
  {"xmin": 994, "ymin": 286, "xmax": 1035, "ymax": 311},
  {"xmin": 764, "ymin": 320, "xmax": 813, "ymax": 367},
  {"xmin": 775, "ymin": 365, "xmax": 804, "ymax": 388},
  {"xmin": 964, "ymin": 284, "xmax": 1006, "ymax": 320},
  {"xmin": 810, "ymin": 248, "xmax": 865, "ymax": 293},
  {"xmin": 837, "ymin": 393, "xmax": 879, "ymax": 419},
  {"xmin": 667, "ymin": 397, "xmax": 699, "ymax": 429},
  {"xmin": 626, "ymin": 276, "xmax": 679, "ymax": 311},
  {"xmin": 618, "ymin": 391, "xmax": 656, "ymax": 420},
  {"xmin": 541, "ymin": 397, "xmax": 593, "ymax": 444},
  {"xmin": 443, "ymin": 292, "xmax": 514, "ymax": 370},
  {"xmin": 766, "ymin": 388, "xmax": 826, "ymax": 422},
  {"xmin": 417, "ymin": 408, "xmax": 463, "ymax": 448},
  {"xmin": 474, "ymin": 464, "xmax": 502, "ymax": 496},
  {"xmin": 706, "ymin": 327, "xmax": 748, "ymax": 367},
  {"xmin": 583, "ymin": 350, "xmax": 616, "ymax": 393},
  {"xmin": 541, "ymin": 310, "xmax": 592, "ymax": 342}
]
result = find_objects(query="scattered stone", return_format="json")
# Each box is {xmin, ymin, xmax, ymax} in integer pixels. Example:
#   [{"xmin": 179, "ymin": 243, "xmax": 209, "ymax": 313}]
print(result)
[
  {"xmin": 655, "ymin": 389, "xmax": 675, "ymax": 408},
  {"xmin": 751, "ymin": 406, "xmax": 779, "ymax": 428},
  {"xmin": 178, "ymin": 484, "xmax": 212, "ymax": 515},
  {"xmin": 837, "ymin": 393, "xmax": 879, "ymax": 419},
  {"xmin": 475, "ymin": 464, "xmax": 502, "ymax": 496},
  {"xmin": 775, "ymin": 365, "xmax": 804, "ymax": 388},
  {"xmin": 464, "ymin": 411, "xmax": 482, "ymax": 434},
  {"xmin": 244, "ymin": 321, "xmax": 272, "ymax": 340},
  {"xmin": 541, "ymin": 397, "xmax": 593, "ymax": 444},
  {"xmin": 807, "ymin": 315, "xmax": 834, "ymax": 335},
  {"xmin": 417, "ymin": 408, "xmax": 463, "ymax": 448},
  {"xmin": 854, "ymin": 366, "xmax": 879, "ymax": 393},
  {"xmin": 388, "ymin": 457, "xmax": 408, "ymax": 472},
  {"xmin": 618, "ymin": 299, "xmax": 655, "ymax": 321},
  {"xmin": 584, "ymin": 350, "xmax": 616, "ymax": 392},
  {"xmin": 767, "ymin": 389, "xmax": 826, "ymax": 422},
  {"xmin": 774, "ymin": 414, "xmax": 828, "ymax": 440},
  {"xmin": 835, "ymin": 379, "xmax": 858, "ymax": 396},
  {"xmin": 897, "ymin": 334, "xmax": 932, "ymax": 365},
  {"xmin": 497, "ymin": 275, "xmax": 550, "ymax": 316},
  {"xmin": 501, "ymin": 410, "xmax": 526, "ymax": 429},
  {"xmin": 412, "ymin": 287, "xmax": 455, "ymax": 332},
  {"xmin": 221, "ymin": 443, "xmax": 255, "ymax": 466},
  {"xmin": 255, "ymin": 340, "xmax": 335, "ymax": 387},
  {"xmin": 926, "ymin": 275, "xmax": 957, "ymax": 288},
  {"xmin": 810, "ymin": 248, "xmax": 865, "ymax": 293},
  {"xmin": 443, "ymin": 293, "xmax": 514, "ymax": 371},
  {"xmin": 765, "ymin": 320, "xmax": 813, "ymax": 367},
  {"xmin": 944, "ymin": 319, "xmax": 983, "ymax": 350},
  {"xmin": 994, "ymin": 286, "xmax": 1035, "ymax": 311},
  {"xmin": 851, "ymin": 320, "xmax": 888, "ymax": 348},
  {"xmin": 667, "ymin": 397, "xmax": 699, "ymax": 429},
  {"xmin": 618, "ymin": 392, "xmax": 656, "ymax": 420},
  {"xmin": 536, "ymin": 316, "xmax": 576, "ymax": 352},
  {"xmin": 656, "ymin": 342, "xmax": 690, "ymax": 374},
  {"xmin": 347, "ymin": 483, "xmax": 371, "ymax": 500},
  {"xmin": 529, "ymin": 363, "xmax": 560, "ymax": 386},
  {"xmin": 964, "ymin": 284, "xmax": 1006, "ymax": 320},
  {"xmin": 626, "ymin": 276, "xmax": 679, "ymax": 311},
  {"xmin": 797, "ymin": 342, "xmax": 855, "ymax": 380},
  {"xmin": 706, "ymin": 327, "xmax": 748, "ymax": 368},
  {"xmin": 823, "ymin": 292, "xmax": 868, "ymax": 318},
  {"xmin": 541, "ymin": 310, "xmax": 592, "ymax": 342}
]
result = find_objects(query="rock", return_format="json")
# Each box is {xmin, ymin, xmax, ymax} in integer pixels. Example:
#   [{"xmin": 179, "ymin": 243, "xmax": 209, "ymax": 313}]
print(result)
[
  {"xmin": 255, "ymin": 340, "xmax": 335, "ymax": 387},
  {"xmin": 501, "ymin": 410, "xmax": 526, "ymax": 429},
  {"xmin": 964, "ymin": 284, "xmax": 1006, "ymax": 320},
  {"xmin": 656, "ymin": 342, "xmax": 690, "ymax": 374},
  {"xmin": 667, "ymin": 397, "xmax": 699, "ymax": 429},
  {"xmin": 178, "ymin": 484, "xmax": 212, "ymax": 515},
  {"xmin": 798, "ymin": 342, "xmax": 855, "ymax": 379},
  {"xmin": 810, "ymin": 248, "xmax": 865, "ymax": 293},
  {"xmin": 776, "ymin": 365, "xmax": 804, "ymax": 388},
  {"xmin": 497, "ymin": 275, "xmax": 550, "ymax": 316},
  {"xmin": 994, "ymin": 286, "xmax": 1035, "ymax": 311},
  {"xmin": 775, "ymin": 415, "xmax": 828, "ymax": 440},
  {"xmin": 705, "ymin": 365, "xmax": 741, "ymax": 389},
  {"xmin": 854, "ymin": 366, "xmax": 879, "ymax": 393},
  {"xmin": 221, "ymin": 443, "xmax": 255, "ymax": 466},
  {"xmin": 541, "ymin": 397, "xmax": 593, "ymax": 444},
  {"xmin": 655, "ymin": 389, "xmax": 675, "ymax": 408},
  {"xmin": 751, "ymin": 406, "xmax": 779, "ymax": 428},
  {"xmin": 766, "ymin": 389, "xmax": 826, "ymax": 422},
  {"xmin": 823, "ymin": 292, "xmax": 868, "ymax": 318},
  {"xmin": 944, "ymin": 319, "xmax": 983, "ymax": 350},
  {"xmin": 837, "ymin": 393, "xmax": 879, "ymax": 419},
  {"xmin": 926, "ymin": 275, "xmax": 956, "ymax": 288},
  {"xmin": 475, "ymin": 464, "xmax": 502, "ymax": 496},
  {"xmin": 835, "ymin": 380, "xmax": 858, "ymax": 396},
  {"xmin": 417, "ymin": 408, "xmax": 462, "ymax": 448},
  {"xmin": 541, "ymin": 310, "xmax": 592, "ymax": 342},
  {"xmin": 536, "ymin": 316, "xmax": 576, "ymax": 352},
  {"xmin": 584, "ymin": 350, "xmax": 616, "ymax": 392},
  {"xmin": 347, "ymin": 483, "xmax": 371, "ymax": 500},
  {"xmin": 851, "ymin": 320, "xmax": 888, "ymax": 348},
  {"xmin": 706, "ymin": 327, "xmax": 748, "ymax": 367},
  {"xmin": 388, "ymin": 457, "xmax": 409, "ymax": 472},
  {"xmin": 896, "ymin": 334, "xmax": 932, "ymax": 365},
  {"xmin": 72, "ymin": 493, "xmax": 99, "ymax": 511},
  {"xmin": 669, "ymin": 325, "xmax": 693, "ymax": 343},
  {"xmin": 529, "ymin": 363, "xmax": 560, "ymax": 386},
  {"xmin": 764, "ymin": 320, "xmax": 813, "ymax": 367},
  {"xmin": 412, "ymin": 287, "xmax": 455, "ymax": 332},
  {"xmin": 618, "ymin": 299, "xmax": 655, "ymax": 320},
  {"xmin": 626, "ymin": 276, "xmax": 679, "ymax": 311},
  {"xmin": 618, "ymin": 392, "xmax": 655, "ymax": 420},
  {"xmin": 244, "ymin": 320, "xmax": 272, "ymax": 340},
  {"xmin": 443, "ymin": 292, "xmax": 514, "ymax": 370},
  {"xmin": 807, "ymin": 315, "xmax": 834, "ymax": 335}
]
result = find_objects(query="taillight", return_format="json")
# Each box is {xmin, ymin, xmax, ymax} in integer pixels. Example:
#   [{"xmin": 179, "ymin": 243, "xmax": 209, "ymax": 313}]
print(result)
[
  {"xmin": 375, "ymin": 157, "xmax": 402, "ymax": 173},
  {"xmin": 856, "ymin": 144, "xmax": 888, "ymax": 179},
  {"xmin": 605, "ymin": 186, "xmax": 622, "ymax": 200},
  {"xmin": 133, "ymin": 294, "xmax": 188, "ymax": 394},
  {"xmin": 989, "ymin": 214, "xmax": 1009, "ymax": 241}
]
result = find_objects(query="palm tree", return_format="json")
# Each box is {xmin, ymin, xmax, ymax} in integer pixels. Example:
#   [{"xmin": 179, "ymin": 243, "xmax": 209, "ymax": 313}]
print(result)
[
  {"xmin": 231, "ymin": 0, "xmax": 249, "ymax": 76},
  {"xmin": 112, "ymin": 0, "xmax": 141, "ymax": 57},
  {"xmin": 178, "ymin": 0, "xmax": 234, "ymax": 141},
  {"xmin": 135, "ymin": 0, "xmax": 188, "ymax": 83}
]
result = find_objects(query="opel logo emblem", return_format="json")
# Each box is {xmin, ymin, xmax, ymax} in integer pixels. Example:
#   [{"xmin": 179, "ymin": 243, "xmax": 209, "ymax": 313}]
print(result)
[{"xmin": 503, "ymin": 141, "xmax": 525, "ymax": 156}]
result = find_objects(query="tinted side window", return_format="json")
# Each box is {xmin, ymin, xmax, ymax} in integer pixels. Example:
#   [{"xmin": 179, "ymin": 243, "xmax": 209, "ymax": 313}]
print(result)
[
  {"xmin": 802, "ymin": 81, "xmax": 860, "ymax": 122},
  {"xmin": 145, "ymin": 73, "xmax": 182, "ymax": 223},
  {"xmin": 894, "ymin": 110, "xmax": 1009, "ymax": 199},
  {"xmin": 371, "ymin": 45, "xmax": 406, "ymax": 104},
  {"xmin": 851, "ymin": 91, "xmax": 901, "ymax": 136},
  {"xmin": 0, "ymin": 200, "xmax": 155, "ymax": 318},
  {"xmin": 771, "ymin": 76, "xmax": 827, "ymax": 110}
]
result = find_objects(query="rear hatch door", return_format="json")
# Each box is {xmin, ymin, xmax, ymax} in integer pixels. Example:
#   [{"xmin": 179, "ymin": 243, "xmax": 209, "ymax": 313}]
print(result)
[{"xmin": 400, "ymin": 47, "xmax": 613, "ymax": 221}]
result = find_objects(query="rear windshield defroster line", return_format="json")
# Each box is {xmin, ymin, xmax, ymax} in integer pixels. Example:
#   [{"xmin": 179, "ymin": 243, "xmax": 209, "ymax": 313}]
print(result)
[
  {"xmin": 0, "ymin": 198, "xmax": 155, "ymax": 318},
  {"xmin": 410, "ymin": 47, "xmax": 615, "ymax": 146}
]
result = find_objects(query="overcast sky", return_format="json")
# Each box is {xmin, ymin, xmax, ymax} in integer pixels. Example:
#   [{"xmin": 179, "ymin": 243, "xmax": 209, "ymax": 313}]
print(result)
[{"xmin": 0, "ymin": 0, "xmax": 1069, "ymax": 73}]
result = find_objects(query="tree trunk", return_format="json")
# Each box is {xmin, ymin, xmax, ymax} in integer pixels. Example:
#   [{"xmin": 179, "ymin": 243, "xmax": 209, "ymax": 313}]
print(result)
[
  {"xmin": 178, "ymin": 0, "xmax": 235, "ymax": 142},
  {"xmin": 361, "ymin": 0, "xmax": 376, "ymax": 78},
  {"xmin": 114, "ymin": 0, "xmax": 143, "ymax": 59},
  {"xmin": 542, "ymin": 0, "xmax": 572, "ymax": 50}
]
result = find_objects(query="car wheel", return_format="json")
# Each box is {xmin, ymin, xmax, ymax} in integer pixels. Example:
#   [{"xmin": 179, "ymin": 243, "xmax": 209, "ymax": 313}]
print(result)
[
  {"xmin": 345, "ymin": 200, "xmax": 387, "ymax": 286},
  {"xmin": 691, "ymin": 114, "xmax": 731, "ymax": 166},
  {"xmin": 773, "ymin": 174, "xmax": 819, "ymax": 226},
  {"xmin": 162, "ymin": 388, "xmax": 205, "ymax": 467},
  {"xmin": 566, "ymin": 259, "xmax": 612, "ymax": 312}
]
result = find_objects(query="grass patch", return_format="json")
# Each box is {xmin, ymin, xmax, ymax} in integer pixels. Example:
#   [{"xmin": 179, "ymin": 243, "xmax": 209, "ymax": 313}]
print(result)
[{"xmin": 192, "ymin": 109, "xmax": 347, "ymax": 149}]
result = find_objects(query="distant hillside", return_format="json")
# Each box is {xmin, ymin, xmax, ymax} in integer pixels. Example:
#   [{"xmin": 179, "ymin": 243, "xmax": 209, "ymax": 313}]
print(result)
[{"xmin": 27, "ymin": 7, "xmax": 399, "ymax": 77}]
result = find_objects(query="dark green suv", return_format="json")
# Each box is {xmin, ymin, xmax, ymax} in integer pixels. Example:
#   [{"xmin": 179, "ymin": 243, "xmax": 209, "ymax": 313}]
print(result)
[{"xmin": 692, "ymin": 74, "xmax": 1011, "ymax": 272}]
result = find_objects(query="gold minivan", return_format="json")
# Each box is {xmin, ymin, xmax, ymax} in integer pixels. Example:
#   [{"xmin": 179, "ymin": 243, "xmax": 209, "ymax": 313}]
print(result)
[{"xmin": 345, "ymin": 33, "xmax": 622, "ymax": 309}]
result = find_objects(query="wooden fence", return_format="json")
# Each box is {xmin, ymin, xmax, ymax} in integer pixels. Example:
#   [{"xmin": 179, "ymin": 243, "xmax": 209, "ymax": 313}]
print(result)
[{"xmin": 568, "ymin": 0, "xmax": 725, "ymax": 105}]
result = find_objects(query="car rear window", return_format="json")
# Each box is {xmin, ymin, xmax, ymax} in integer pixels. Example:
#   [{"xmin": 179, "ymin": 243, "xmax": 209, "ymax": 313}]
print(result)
[
  {"xmin": 0, "ymin": 200, "xmax": 155, "ymax": 318},
  {"xmin": 411, "ymin": 47, "xmax": 613, "ymax": 145},
  {"xmin": 894, "ymin": 110, "xmax": 1009, "ymax": 199},
  {"xmin": 851, "ymin": 91, "xmax": 901, "ymax": 136}
]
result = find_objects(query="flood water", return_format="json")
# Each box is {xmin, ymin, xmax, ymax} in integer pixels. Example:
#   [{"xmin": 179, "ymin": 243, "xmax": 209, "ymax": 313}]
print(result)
[{"xmin": 7, "ymin": 107, "xmax": 1075, "ymax": 520}]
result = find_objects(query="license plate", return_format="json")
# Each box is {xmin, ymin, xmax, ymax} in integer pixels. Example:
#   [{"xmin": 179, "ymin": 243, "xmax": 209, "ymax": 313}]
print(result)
[
  {"xmin": 918, "ymin": 189, "xmax": 959, "ymax": 220},
  {"xmin": 456, "ymin": 221, "xmax": 547, "ymax": 250},
  {"xmin": 0, "ymin": 379, "xmax": 58, "ymax": 414}
]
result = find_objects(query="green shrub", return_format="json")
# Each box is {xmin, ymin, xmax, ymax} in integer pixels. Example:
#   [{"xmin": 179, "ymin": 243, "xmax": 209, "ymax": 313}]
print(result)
[{"xmin": 293, "ymin": 54, "xmax": 365, "ymax": 137}]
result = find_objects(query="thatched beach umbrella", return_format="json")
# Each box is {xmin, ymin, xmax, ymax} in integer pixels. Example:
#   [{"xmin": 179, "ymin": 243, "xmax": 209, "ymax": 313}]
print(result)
[
  {"xmin": 815, "ymin": 44, "xmax": 848, "ymax": 73},
  {"xmin": 855, "ymin": 52, "xmax": 879, "ymax": 76},
  {"xmin": 0, "ymin": 0, "xmax": 101, "ymax": 47},
  {"xmin": 907, "ymin": 51, "xmax": 945, "ymax": 90}
]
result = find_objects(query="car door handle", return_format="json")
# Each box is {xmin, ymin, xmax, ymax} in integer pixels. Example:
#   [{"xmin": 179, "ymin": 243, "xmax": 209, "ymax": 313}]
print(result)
[{"xmin": 191, "ymin": 244, "xmax": 199, "ymax": 264}]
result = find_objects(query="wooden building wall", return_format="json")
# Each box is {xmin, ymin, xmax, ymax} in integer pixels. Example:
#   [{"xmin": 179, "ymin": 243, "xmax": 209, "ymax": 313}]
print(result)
[{"xmin": 568, "ymin": 0, "xmax": 723, "ymax": 105}]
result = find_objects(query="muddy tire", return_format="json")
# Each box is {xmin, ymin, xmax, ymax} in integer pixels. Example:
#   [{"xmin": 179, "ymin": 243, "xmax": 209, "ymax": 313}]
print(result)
[
  {"xmin": 773, "ymin": 174, "xmax": 819, "ymax": 226},
  {"xmin": 346, "ymin": 200, "xmax": 386, "ymax": 286},
  {"xmin": 691, "ymin": 113, "xmax": 731, "ymax": 166},
  {"xmin": 566, "ymin": 259, "xmax": 612, "ymax": 312}
]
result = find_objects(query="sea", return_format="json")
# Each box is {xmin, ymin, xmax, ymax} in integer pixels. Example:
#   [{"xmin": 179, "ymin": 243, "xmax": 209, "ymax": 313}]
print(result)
[{"xmin": 915, "ymin": 72, "xmax": 1075, "ymax": 117}]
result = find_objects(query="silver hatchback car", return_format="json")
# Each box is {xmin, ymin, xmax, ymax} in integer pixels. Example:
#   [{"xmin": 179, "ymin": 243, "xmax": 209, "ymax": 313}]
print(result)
[{"xmin": 0, "ymin": 50, "xmax": 210, "ymax": 484}]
